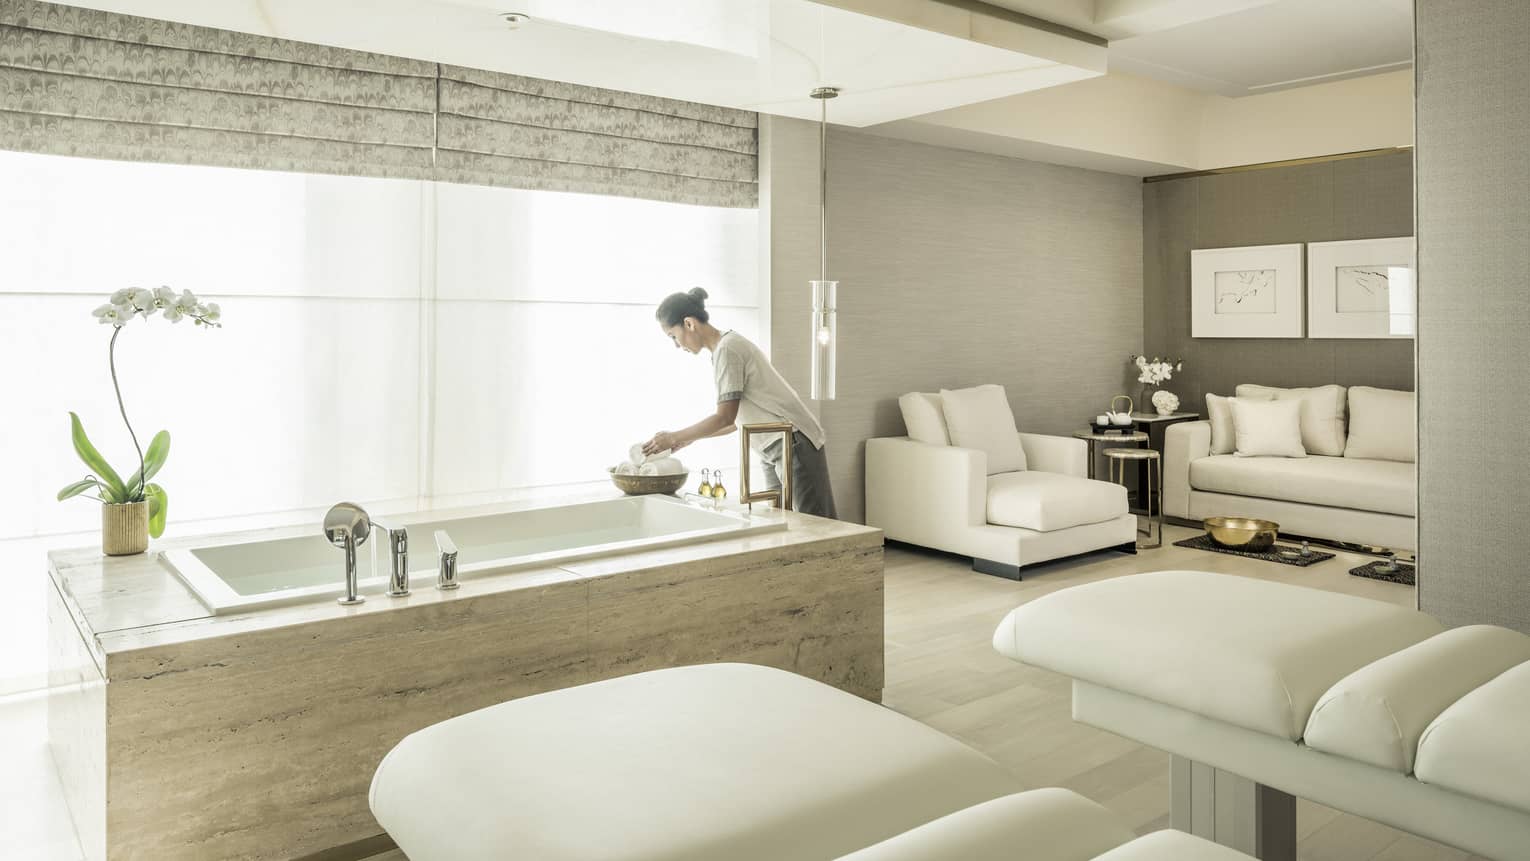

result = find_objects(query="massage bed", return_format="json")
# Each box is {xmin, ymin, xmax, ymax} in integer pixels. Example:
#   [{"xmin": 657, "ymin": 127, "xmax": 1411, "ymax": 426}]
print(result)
[
  {"xmin": 993, "ymin": 570, "xmax": 1530, "ymax": 861},
  {"xmin": 369, "ymin": 662, "xmax": 1255, "ymax": 860}
]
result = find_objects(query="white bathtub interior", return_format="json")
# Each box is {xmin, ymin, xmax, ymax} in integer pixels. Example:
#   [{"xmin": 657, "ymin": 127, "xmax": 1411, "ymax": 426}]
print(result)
[{"xmin": 162, "ymin": 496, "xmax": 786, "ymax": 614}]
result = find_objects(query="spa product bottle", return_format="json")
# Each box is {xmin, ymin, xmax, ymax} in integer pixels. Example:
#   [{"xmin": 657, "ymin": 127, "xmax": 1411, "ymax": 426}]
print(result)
[
  {"xmin": 711, "ymin": 469, "xmax": 726, "ymax": 500},
  {"xmin": 697, "ymin": 469, "xmax": 712, "ymax": 498}
]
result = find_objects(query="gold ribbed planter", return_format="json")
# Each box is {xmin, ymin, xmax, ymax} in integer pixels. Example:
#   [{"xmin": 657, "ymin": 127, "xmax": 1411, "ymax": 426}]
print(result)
[{"xmin": 102, "ymin": 500, "xmax": 149, "ymax": 556}]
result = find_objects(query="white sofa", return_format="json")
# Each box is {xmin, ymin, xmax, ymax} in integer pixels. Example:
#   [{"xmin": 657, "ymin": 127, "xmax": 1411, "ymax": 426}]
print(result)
[
  {"xmin": 994, "ymin": 571, "xmax": 1530, "ymax": 860},
  {"xmin": 865, "ymin": 387, "xmax": 1137, "ymax": 579},
  {"xmin": 1164, "ymin": 384, "xmax": 1415, "ymax": 550}
]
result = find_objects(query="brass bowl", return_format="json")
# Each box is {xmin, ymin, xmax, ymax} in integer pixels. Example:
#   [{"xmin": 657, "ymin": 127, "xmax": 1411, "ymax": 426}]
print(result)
[
  {"xmin": 609, "ymin": 468, "xmax": 688, "ymax": 497},
  {"xmin": 1204, "ymin": 517, "xmax": 1279, "ymax": 552}
]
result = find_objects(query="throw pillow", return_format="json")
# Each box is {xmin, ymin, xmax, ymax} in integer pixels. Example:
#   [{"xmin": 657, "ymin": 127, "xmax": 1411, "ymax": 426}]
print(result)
[
  {"xmin": 1344, "ymin": 387, "xmax": 1416, "ymax": 463},
  {"xmin": 1205, "ymin": 393, "xmax": 1236, "ymax": 455},
  {"xmin": 939, "ymin": 385, "xmax": 1027, "ymax": 474},
  {"xmin": 1235, "ymin": 383, "xmax": 1348, "ymax": 456},
  {"xmin": 1231, "ymin": 398, "xmax": 1307, "ymax": 458},
  {"xmin": 898, "ymin": 392, "xmax": 950, "ymax": 446}
]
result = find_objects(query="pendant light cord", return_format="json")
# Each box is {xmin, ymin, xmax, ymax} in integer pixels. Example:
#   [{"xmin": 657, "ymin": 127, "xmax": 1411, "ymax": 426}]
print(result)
[{"xmin": 819, "ymin": 93, "xmax": 827, "ymax": 283}]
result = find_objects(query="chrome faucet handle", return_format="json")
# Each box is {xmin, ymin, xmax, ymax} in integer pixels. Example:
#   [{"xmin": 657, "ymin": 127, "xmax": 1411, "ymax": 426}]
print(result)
[
  {"xmin": 324, "ymin": 502, "xmax": 370, "ymax": 606},
  {"xmin": 435, "ymin": 530, "xmax": 459, "ymax": 591},
  {"xmin": 372, "ymin": 518, "xmax": 410, "ymax": 598}
]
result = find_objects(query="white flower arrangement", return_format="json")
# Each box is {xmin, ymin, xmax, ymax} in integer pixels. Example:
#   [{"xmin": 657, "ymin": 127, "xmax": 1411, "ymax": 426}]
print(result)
[
  {"xmin": 1132, "ymin": 355, "xmax": 1183, "ymax": 387},
  {"xmin": 62, "ymin": 287, "xmax": 223, "ymax": 541}
]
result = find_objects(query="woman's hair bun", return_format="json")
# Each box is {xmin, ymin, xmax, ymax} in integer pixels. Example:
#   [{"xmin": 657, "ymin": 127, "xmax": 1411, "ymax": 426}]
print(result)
[{"xmin": 687, "ymin": 286, "xmax": 709, "ymax": 303}]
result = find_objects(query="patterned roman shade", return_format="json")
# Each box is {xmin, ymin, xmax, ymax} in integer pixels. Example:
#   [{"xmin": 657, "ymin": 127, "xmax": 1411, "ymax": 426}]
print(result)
[
  {"xmin": 435, "ymin": 66, "xmax": 758, "ymax": 208},
  {"xmin": 0, "ymin": 0, "xmax": 758, "ymax": 207}
]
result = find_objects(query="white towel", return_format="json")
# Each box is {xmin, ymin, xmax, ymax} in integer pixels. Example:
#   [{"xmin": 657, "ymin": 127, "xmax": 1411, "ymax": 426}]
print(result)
[
  {"xmin": 646, "ymin": 457, "xmax": 685, "ymax": 476},
  {"xmin": 614, "ymin": 463, "xmax": 638, "ymax": 476},
  {"xmin": 628, "ymin": 443, "xmax": 672, "ymax": 467}
]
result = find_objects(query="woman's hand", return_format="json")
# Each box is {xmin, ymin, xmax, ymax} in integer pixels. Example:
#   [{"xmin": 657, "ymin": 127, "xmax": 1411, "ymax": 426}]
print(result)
[{"xmin": 643, "ymin": 432, "xmax": 684, "ymax": 456}]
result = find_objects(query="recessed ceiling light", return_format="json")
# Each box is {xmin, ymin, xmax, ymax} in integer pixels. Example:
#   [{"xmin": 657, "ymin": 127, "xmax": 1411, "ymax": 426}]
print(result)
[{"xmin": 501, "ymin": 12, "xmax": 529, "ymax": 29}]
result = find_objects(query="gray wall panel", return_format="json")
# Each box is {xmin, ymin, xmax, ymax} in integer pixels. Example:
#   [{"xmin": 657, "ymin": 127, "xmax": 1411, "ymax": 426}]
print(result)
[
  {"xmin": 1142, "ymin": 152, "xmax": 1415, "ymax": 415},
  {"xmin": 766, "ymin": 118, "xmax": 1143, "ymax": 523},
  {"xmin": 1416, "ymin": 1, "xmax": 1530, "ymax": 631}
]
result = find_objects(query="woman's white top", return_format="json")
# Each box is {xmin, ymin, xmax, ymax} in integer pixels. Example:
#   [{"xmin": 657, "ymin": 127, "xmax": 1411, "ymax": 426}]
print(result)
[{"xmin": 712, "ymin": 331, "xmax": 827, "ymax": 451}]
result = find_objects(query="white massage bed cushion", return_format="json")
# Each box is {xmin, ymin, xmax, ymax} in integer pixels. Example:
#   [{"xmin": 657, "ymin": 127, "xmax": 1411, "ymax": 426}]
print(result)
[
  {"xmin": 370, "ymin": 663, "xmax": 1023, "ymax": 861},
  {"xmin": 1092, "ymin": 829, "xmax": 1258, "ymax": 860},
  {"xmin": 833, "ymin": 789, "xmax": 1133, "ymax": 861},
  {"xmin": 1304, "ymin": 625, "xmax": 1530, "ymax": 773},
  {"xmin": 1415, "ymin": 658, "xmax": 1530, "ymax": 814},
  {"xmin": 993, "ymin": 570, "xmax": 1444, "ymax": 740}
]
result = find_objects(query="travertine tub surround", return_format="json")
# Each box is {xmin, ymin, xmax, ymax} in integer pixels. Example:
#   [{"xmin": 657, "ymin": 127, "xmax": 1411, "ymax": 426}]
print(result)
[{"xmin": 48, "ymin": 497, "xmax": 884, "ymax": 861}]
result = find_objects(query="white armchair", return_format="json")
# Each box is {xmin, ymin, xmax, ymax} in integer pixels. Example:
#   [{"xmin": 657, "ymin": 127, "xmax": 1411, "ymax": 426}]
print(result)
[{"xmin": 866, "ymin": 431, "xmax": 1137, "ymax": 580}]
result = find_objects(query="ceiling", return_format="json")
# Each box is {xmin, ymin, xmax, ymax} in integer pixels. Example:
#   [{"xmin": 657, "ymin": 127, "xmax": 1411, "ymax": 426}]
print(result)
[
  {"xmin": 60, "ymin": 0, "xmax": 1107, "ymax": 126},
  {"xmin": 985, "ymin": 0, "xmax": 1414, "ymax": 96}
]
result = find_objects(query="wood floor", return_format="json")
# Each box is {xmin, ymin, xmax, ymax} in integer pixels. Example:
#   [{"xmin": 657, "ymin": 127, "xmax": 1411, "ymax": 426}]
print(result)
[{"xmin": 364, "ymin": 523, "xmax": 1478, "ymax": 861}]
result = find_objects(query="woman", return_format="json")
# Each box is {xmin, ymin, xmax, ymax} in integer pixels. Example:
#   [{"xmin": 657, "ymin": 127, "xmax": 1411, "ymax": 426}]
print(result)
[{"xmin": 643, "ymin": 287, "xmax": 838, "ymax": 519}]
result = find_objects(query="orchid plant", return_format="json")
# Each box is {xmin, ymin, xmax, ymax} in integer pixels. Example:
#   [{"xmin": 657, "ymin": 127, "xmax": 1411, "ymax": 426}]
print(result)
[
  {"xmin": 1132, "ymin": 355, "xmax": 1183, "ymax": 387},
  {"xmin": 57, "ymin": 287, "xmax": 222, "ymax": 539}
]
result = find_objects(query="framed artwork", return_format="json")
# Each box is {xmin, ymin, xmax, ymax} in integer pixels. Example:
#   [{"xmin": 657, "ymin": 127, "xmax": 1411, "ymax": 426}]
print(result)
[
  {"xmin": 1191, "ymin": 243, "xmax": 1305, "ymax": 338},
  {"xmin": 1306, "ymin": 237, "xmax": 1415, "ymax": 338}
]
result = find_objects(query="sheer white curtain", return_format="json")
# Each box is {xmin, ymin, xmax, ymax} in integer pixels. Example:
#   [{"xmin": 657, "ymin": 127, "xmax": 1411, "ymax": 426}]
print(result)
[
  {"xmin": 0, "ymin": 150, "xmax": 760, "ymax": 692},
  {"xmin": 0, "ymin": 150, "xmax": 760, "ymax": 541}
]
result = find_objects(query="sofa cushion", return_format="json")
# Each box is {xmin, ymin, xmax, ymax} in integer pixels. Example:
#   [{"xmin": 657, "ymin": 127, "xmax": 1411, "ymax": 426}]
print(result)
[
  {"xmin": 1345, "ymin": 386, "xmax": 1415, "ymax": 463},
  {"xmin": 899, "ymin": 392, "xmax": 950, "ymax": 446},
  {"xmin": 1236, "ymin": 384, "xmax": 1348, "ymax": 456},
  {"xmin": 941, "ymin": 385, "xmax": 1027, "ymax": 474},
  {"xmin": 1304, "ymin": 626, "xmax": 1530, "ymax": 773},
  {"xmin": 1205, "ymin": 394, "xmax": 1236, "ymax": 455},
  {"xmin": 987, "ymin": 472, "xmax": 1126, "ymax": 532},
  {"xmin": 836, "ymin": 789, "xmax": 1134, "ymax": 861},
  {"xmin": 992, "ymin": 570, "xmax": 1445, "ymax": 740},
  {"xmin": 1415, "ymin": 659, "xmax": 1530, "ymax": 815},
  {"xmin": 1189, "ymin": 454, "xmax": 1415, "ymax": 516},
  {"xmin": 1230, "ymin": 398, "xmax": 1306, "ymax": 458}
]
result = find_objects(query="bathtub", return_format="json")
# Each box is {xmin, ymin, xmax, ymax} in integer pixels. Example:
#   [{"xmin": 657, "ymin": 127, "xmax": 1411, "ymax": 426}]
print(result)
[{"xmin": 162, "ymin": 495, "xmax": 786, "ymax": 614}]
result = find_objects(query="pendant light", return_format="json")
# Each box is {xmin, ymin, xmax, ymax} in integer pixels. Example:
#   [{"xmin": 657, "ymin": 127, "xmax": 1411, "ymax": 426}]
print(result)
[{"xmin": 809, "ymin": 85, "xmax": 839, "ymax": 401}]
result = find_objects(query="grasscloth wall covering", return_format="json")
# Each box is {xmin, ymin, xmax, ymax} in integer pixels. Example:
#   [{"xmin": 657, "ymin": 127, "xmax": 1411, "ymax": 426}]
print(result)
[
  {"xmin": 765, "ymin": 118, "xmax": 1143, "ymax": 523},
  {"xmin": 1416, "ymin": 1, "xmax": 1530, "ymax": 632},
  {"xmin": 1142, "ymin": 151, "xmax": 1415, "ymax": 415},
  {"xmin": 0, "ymin": 0, "xmax": 757, "ymax": 206}
]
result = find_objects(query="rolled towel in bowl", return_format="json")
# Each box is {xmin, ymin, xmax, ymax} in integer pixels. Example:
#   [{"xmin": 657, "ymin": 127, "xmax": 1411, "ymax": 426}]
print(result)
[
  {"xmin": 637, "ymin": 462, "xmax": 660, "ymax": 476},
  {"xmin": 628, "ymin": 443, "xmax": 671, "ymax": 467},
  {"xmin": 614, "ymin": 463, "xmax": 639, "ymax": 476},
  {"xmin": 646, "ymin": 457, "xmax": 686, "ymax": 476}
]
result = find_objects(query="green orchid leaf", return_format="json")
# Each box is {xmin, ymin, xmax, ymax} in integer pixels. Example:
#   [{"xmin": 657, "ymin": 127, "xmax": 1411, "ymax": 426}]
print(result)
[
  {"xmin": 69, "ymin": 412, "xmax": 127, "ymax": 503},
  {"xmin": 125, "ymin": 430, "xmax": 170, "ymax": 496},
  {"xmin": 145, "ymin": 483, "xmax": 168, "ymax": 539},
  {"xmin": 57, "ymin": 478, "xmax": 102, "ymax": 501}
]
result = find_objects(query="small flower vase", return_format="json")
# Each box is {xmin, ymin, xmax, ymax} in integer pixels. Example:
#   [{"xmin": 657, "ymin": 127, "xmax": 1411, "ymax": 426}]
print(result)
[{"xmin": 102, "ymin": 500, "xmax": 149, "ymax": 556}]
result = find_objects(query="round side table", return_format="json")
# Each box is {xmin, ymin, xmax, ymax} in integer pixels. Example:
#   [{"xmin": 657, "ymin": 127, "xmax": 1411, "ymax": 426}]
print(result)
[
  {"xmin": 1072, "ymin": 430, "xmax": 1149, "ymax": 480},
  {"xmin": 1105, "ymin": 447, "xmax": 1162, "ymax": 549}
]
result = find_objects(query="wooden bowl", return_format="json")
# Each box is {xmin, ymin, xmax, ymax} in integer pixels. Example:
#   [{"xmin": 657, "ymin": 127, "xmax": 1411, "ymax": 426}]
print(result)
[
  {"xmin": 609, "ymin": 468, "xmax": 688, "ymax": 496},
  {"xmin": 1204, "ymin": 516, "xmax": 1279, "ymax": 552}
]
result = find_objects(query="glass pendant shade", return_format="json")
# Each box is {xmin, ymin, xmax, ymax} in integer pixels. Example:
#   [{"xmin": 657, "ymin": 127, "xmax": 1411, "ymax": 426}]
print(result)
[{"xmin": 810, "ymin": 280, "xmax": 837, "ymax": 401}]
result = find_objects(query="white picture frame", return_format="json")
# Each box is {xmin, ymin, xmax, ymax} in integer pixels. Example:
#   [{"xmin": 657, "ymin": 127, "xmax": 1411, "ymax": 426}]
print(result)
[
  {"xmin": 1306, "ymin": 237, "xmax": 1415, "ymax": 339},
  {"xmin": 1191, "ymin": 243, "xmax": 1305, "ymax": 338}
]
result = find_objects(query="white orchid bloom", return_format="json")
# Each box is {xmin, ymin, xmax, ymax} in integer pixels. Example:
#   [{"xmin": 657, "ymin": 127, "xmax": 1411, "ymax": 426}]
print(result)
[
  {"xmin": 151, "ymin": 286, "xmax": 176, "ymax": 311},
  {"xmin": 162, "ymin": 305, "xmax": 183, "ymax": 323},
  {"xmin": 201, "ymin": 302, "xmax": 221, "ymax": 324},
  {"xmin": 130, "ymin": 287, "xmax": 154, "ymax": 310},
  {"xmin": 92, "ymin": 303, "xmax": 123, "ymax": 325},
  {"xmin": 109, "ymin": 288, "xmax": 134, "ymax": 305}
]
